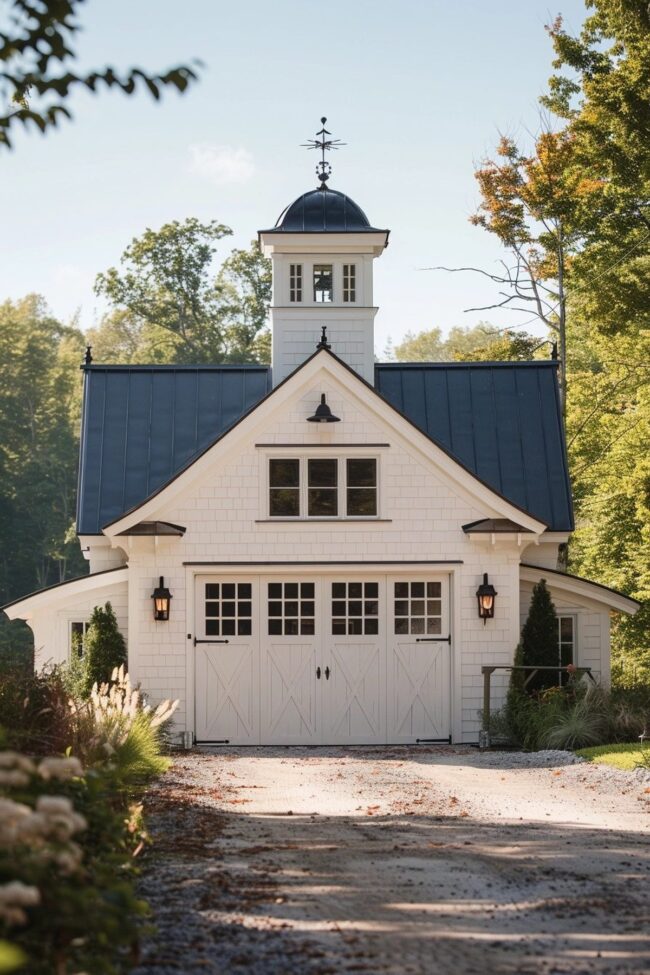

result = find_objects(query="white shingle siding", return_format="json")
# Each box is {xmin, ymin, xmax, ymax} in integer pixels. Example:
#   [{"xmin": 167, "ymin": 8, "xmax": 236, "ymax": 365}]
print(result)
[
  {"xmin": 121, "ymin": 377, "xmax": 523, "ymax": 742},
  {"xmin": 30, "ymin": 581, "xmax": 128, "ymax": 670}
]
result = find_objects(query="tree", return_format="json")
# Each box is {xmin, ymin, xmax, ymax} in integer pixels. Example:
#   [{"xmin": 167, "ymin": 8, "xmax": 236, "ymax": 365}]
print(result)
[
  {"xmin": 393, "ymin": 322, "xmax": 541, "ymax": 363},
  {"xmin": 520, "ymin": 579, "xmax": 559, "ymax": 693},
  {"xmin": 94, "ymin": 222, "xmax": 272, "ymax": 364},
  {"xmin": 81, "ymin": 602, "xmax": 126, "ymax": 695},
  {"xmin": 1, "ymin": 0, "xmax": 197, "ymax": 150}
]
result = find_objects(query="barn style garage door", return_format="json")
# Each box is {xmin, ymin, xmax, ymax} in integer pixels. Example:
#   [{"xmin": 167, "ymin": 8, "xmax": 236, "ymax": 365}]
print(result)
[{"xmin": 194, "ymin": 575, "xmax": 451, "ymax": 745}]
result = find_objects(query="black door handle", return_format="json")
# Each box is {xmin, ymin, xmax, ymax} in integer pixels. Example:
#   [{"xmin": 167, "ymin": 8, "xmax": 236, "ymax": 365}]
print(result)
[
  {"xmin": 324, "ymin": 666, "xmax": 330, "ymax": 680},
  {"xmin": 316, "ymin": 666, "xmax": 321, "ymax": 679}
]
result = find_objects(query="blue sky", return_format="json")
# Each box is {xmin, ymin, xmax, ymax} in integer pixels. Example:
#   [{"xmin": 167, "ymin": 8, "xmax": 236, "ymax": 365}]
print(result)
[{"xmin": 0, "ymin": 0, "xmax": 587, "ymax": 353}]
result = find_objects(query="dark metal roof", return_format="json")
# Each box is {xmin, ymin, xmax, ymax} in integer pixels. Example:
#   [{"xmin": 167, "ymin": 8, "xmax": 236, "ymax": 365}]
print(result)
[
  {"xmin": 375, "ymin": 362, "xmax": 574, "ymax": 532},
  {"xmin": 77, "ymin": 364, "xmax": 272, "ymax": 535},
  {"xmin": 117, "ymin": 521, "xmax": 186, "ymax": 537},
  {"xmin": 260, "ymin": 188, "xmax": 388, "ymax": 234}
]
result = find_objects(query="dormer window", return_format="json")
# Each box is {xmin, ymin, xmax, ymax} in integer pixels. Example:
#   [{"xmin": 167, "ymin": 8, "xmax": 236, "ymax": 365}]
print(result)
[
  {"xmin": 313, "ymin": 264, "xmax": 333, "ymax": 303},
  {"xmin": 343, "ymin": 264, "xmax": 356, "ymax": 302},
  {"xmin": 289, "ymin": 263, "xmax": 302, "ymax": 302}
]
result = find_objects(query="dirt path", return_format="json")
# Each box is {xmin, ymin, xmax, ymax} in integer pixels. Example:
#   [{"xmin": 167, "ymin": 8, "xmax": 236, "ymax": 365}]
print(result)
[{"xmin": 135, "ymin": 748, "xmax": 650, "ymax": 975}]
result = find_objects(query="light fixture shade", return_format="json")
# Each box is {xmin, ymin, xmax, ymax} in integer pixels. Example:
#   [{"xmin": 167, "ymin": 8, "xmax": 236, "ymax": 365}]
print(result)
[
  {"xmin": 476, "ymin": 573, "xmax": 497, "ymax": 624},
  {"xmin": 307, "ymin": 393, "xmax": 340, "ymax": 423},
  {"xmin": 151, "ymin": 576, "xmax": 172, "ymax": 621}
]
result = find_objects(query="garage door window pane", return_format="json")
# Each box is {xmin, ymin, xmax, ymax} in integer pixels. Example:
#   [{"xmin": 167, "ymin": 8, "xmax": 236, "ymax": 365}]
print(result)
[
  {"xmin": 270, "ymin": 459, "xmax": 300, "ymax": 517},
  {"xmin": 204, "ymin": 582, "xmax": 252, "ymax": 638},
  {"xmin": 394, "ymin": 581, "xmax": 443, "ymax": 636},
  {"xmin": 331, "ymin": 582, "xmax": 380, "ymax": 635},
  {"xmin": 268, "ymin": 581, "xmax": 316, "ymax": 636}
]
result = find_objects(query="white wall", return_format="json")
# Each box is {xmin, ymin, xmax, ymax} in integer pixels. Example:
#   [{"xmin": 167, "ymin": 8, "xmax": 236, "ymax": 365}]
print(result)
[{"xmin": 120, "ymin": 368, "xmax": 524, "ymax": 742}]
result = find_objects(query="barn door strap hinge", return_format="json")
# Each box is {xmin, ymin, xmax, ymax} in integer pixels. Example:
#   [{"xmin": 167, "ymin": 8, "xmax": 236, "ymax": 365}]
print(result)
[
  {"xmin": 416, "ymin": 635, "xmax": 451, "ymax": 643},
  {"xmin": 193, "ymin": 638, "xmax": 230, "ymax": 646}
]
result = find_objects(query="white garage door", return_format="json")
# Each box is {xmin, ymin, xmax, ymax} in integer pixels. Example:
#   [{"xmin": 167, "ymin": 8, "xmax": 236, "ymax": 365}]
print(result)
[{"xmin": 194, "ymin": 574, "xmax": 451, "ymax": 745}]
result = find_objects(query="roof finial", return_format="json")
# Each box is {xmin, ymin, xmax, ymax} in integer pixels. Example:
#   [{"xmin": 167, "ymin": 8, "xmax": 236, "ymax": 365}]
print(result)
[
  {"xmin": 316, "ymin": 325, "xmax": 331, "ymax": 350},
  {"xmin": 301, "ymin": 117, "xmax": 347, "ymax": 189},
  {"xmin": 84, "ymin": 345, "xmax": 93, "ymax": 365}
]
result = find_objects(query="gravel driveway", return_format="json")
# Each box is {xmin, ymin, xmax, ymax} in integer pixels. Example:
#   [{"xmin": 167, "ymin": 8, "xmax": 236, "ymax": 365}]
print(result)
[{"xmin": 134, "ymin": 747, "xmax": 650, "ymax": 975}]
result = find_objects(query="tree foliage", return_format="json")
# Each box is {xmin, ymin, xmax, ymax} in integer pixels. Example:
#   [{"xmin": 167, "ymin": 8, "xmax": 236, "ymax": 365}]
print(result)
[
  {"xmin": 0, "ymin": 0, "xmax": 197, "ymax": 149},
  {"xmin": 94, "ymin": 220, "xmax": 272, "ymax": 364},
  {"xmin": 520, "ymin": 580, "xmax": 559, "ymax": 693},
  {"xmin": 392, "ymin": 322, "xmax": 541, "ymax": 363},
  {"xmin": 81, "ymin": 602, "xmax": 127, "ymax": 695}
]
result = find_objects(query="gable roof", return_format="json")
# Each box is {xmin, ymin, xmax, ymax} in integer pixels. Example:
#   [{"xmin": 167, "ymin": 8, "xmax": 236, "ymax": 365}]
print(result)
[
  {"xmin": 375, "ymin": 362, "xmax": 573, "ymax": 532},
  {"xmin": 76, "ymin": 353, "xmax": 572, "ymax": 537},
  {"xmin": 77, "ymin": 364, "xmax": 271, "ymax": 534}
]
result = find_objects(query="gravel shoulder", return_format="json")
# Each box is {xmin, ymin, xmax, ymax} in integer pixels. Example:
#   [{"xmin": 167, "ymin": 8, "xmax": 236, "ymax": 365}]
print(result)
[{"xmin": 134, "ymin": 747, "xmax": 650, "ymax": 975}]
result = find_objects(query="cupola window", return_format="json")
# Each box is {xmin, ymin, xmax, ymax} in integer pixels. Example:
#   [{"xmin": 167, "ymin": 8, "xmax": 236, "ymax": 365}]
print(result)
[
  {"xmin": 289, "ymin": 263, "xmax": 302, "ymax": 302},
  {"xmin": 313, "ymin": 264, "xmax": 333, "ymax": 303},
  {"xmin": 343, "ymin": 264, "xmax": 356, "ymax": 302}
]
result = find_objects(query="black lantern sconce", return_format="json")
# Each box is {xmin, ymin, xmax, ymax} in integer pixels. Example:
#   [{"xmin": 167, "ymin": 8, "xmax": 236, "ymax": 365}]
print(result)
[
  {"xmin": 476, "ymin": 573, "xmax": 497, "ymax": 624},
  {"xmin": 307, "ymin": 393, "xmax": 340, "ymax": 423},
  {"xmin": 151, "ymin": 576, "xmax": 172, "ymax": 621}
]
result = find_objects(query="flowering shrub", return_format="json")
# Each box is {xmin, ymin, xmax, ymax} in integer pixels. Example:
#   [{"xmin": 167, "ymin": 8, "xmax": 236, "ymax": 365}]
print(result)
[{"xmin": 0, "ymin": 668, "xmax": 178, "ymax": 974}]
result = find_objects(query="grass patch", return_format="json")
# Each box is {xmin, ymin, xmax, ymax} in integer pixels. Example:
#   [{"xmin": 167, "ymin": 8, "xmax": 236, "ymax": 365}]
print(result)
[{"xmin": 576, "ymin": 743, "xmax": 649, "ymax": 770}]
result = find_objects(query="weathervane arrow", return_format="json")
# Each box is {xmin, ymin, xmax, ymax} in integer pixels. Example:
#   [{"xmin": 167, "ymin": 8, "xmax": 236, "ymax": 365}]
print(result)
[{"xmin": 301, "ymin": 116, "xmax": 347, "ymax": 188}]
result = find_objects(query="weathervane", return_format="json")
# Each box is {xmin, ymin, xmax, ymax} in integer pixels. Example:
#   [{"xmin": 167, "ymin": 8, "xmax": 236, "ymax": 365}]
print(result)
[{"xmin": 301, "ymin": 117, "xmax": 346, "ymax": 188}]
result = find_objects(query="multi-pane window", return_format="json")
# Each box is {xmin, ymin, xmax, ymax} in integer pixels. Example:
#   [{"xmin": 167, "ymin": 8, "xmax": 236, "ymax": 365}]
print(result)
[
  {"xmin": 343, "ymin": 264, "xmax": 356, "ymax": 302},
  {"xmin": 308, "ymin": 459, "xmax": 338, "ymax": 517},
  {"xmin": 558, "ymin": 615, "xmax": 575, "ymax": 684},
  {"xmin": 346, "ymin": 459, "xmax": 377, "ymax": 516},
  {"xmin": 269, "ymin": 459, "xmax": 300, "ymax": 517},
  {"xmin": 332, "ymin": 582, "xmax": 379, "ymax": 635},
  {"xmin": 269, "ymin": 457, "xmax": 378, "ymax": 518},
  {"xmin": 289, "ymin": 263, "xmax": 302, "ymax": 302},
  {"xmin": 313, "ymin": 264, "xmax": 333, "ymax": 302},
  {"xmin": 205, "ymin": 582, "xmax": 252, "ymax": 636},
  {"xmin": 394, "ymin": 581, "xmax": 442, "ymax": 635},
  {"xmin": 268, "ymin": 582, "xmax": 315, "ymax": 636},
  {"xmin": 70, "ymin": 621, "xmax": 90, "ymax": 657}
]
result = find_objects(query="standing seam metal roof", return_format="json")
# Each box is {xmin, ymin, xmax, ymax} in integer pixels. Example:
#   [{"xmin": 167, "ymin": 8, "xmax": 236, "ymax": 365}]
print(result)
[
  {"xmin": 76, "ymin": 358, "xmax": 573, "ymax": 535},
  {"xmin": 374, "ymin": 362, "xmax": 573, "ymax": 531}
]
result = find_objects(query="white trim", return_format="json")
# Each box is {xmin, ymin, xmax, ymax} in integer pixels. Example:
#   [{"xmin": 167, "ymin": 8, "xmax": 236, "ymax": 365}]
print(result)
[
  {"xmin": 4, "ymin": 569, "xmax": 129, "ymax": 621},
  {"xmin": 520, "ymin": 565, "xmax": 639, "ymax": 616},
  {"xmin": 104, "ymin": 352, "xmax": 548, "ymax": 538}
]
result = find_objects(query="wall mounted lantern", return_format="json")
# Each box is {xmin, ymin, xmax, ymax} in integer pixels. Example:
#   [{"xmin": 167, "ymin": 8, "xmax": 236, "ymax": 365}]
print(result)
[
  {"xmin": 151, "ymin": 576, "xmax": 172, "ymax": 621},
  {"xmin": 476, "ymin": 573, "xmax": 497, "ymax": 624},
  {"xmin": 307, "ymin": 393, "xmax": 340, "ymax": 423}
]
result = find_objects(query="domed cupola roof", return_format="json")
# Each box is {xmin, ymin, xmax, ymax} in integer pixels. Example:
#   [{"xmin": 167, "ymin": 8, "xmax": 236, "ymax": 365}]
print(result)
[{"xmin": 271, "ymin": 187, "xmax": 382, "ymax": 233}]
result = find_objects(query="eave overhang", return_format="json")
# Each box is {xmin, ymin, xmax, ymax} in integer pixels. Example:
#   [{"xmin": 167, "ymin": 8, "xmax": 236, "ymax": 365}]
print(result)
[
  {"xmin": 2, "ymin": 567, "xmax": 128, "ymax": 621},
  {"xmin": 520, "ymin": 563, "xmax": 640, "ymax": 616}
]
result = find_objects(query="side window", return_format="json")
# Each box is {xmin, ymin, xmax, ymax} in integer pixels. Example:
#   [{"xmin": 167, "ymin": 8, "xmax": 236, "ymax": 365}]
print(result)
[
  {"xmin": 313, "ymin": 264, "xmax": 333, "ymax": 303},
  {"xmin": 558, "ymin": 616, "xmax": 575, "ymax": 684},
  {"xmin": 343, "ymin": 264, "xmax": 356, "ymax": 302},
  {"xmin": 70, "ymin": 621, "xmax": 89, "ymax": 657},
  {"xmin": 289, "ymin": 263, "xmax": 302, "ymax": 302},
  {"xmin": 269, "ymin": 459, "xmax": 300, "ymax": 517}
]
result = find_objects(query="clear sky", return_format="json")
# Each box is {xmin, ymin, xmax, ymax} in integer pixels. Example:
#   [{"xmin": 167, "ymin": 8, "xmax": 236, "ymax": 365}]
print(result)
[{"xmin": 0, "ymin": 0, "xmax": 587, "ymax": 353}]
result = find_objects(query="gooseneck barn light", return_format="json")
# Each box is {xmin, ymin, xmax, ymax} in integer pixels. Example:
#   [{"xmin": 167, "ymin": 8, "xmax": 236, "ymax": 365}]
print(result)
[
  {"xmin": 476, "ymin": 573, "xmax": 497, "ymax": 624},
  {"xmin": 151, "ymin": 576, "xmax": 172, "ymax": 621},
  {"xmin": 307, "ymin": 393, "xmax": 340, "ymax": 423}
]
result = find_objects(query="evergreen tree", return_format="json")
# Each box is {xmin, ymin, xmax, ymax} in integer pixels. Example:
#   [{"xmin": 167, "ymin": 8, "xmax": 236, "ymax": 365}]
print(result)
[
  {"xmin": 520, "ymin": 580, "xmax": 559, "ymax": 693},
  {"xmin": 82, "ymin": 603, "xmax": 127, "ymax": 695}
]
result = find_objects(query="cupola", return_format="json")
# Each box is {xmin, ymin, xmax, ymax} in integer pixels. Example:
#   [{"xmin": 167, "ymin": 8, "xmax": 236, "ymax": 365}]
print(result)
[{"xmin": 258, "ymin": 119, "xmax": 389, "ymax": 386}]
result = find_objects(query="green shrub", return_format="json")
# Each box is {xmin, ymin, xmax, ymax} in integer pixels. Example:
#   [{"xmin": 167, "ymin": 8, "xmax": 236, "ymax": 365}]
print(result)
[
  {"xmin": 0, "ymin": 667, "xmax": 74, "ymax": 756},
  {"xmin": 81, "ymin": 603, "xmax": 127, "ymax": 697},
  {"xmin": 520, "ymin": 579, "xmax": 559, "ymax": 693},
  {"xmin": 539, "ymin": 687, "xmax": 609, "ymax": 749}
]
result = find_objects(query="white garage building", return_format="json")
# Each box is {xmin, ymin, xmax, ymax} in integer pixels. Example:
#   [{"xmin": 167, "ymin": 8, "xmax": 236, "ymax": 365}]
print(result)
[{"xmin": 5, "ymin": 149, "xmax": 639, "ymax": 745}]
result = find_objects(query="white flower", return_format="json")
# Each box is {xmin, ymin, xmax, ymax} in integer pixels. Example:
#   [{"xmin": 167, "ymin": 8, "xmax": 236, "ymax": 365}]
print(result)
[
  {"xmin": 0, "ymin": 752, "xmax": 36, "ymax": 774},
  {"xmin": 37, "ymin": 756, "xmax": 83, "ymax": 781},
  {"xmin": 0, "ymin": 769, "xmax": 30, "ymax": 787},
  {"xmin": 0, "ymin": 882, "xmax": 40, "ymax": 907}
]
